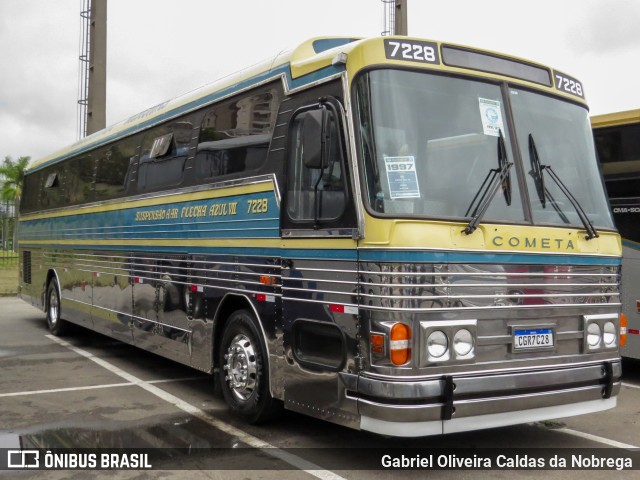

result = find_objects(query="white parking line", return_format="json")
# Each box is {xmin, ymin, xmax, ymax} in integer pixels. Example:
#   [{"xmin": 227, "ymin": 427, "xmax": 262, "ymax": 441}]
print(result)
[
  {"xmin": 0, "ymin": 377, "xmax": 204, "ymax": 398},
  {"xmin": 46, "ymin": 335, "xmax": 347, "ymax": 480},
  {"xmin": 622, "ymin": 381, "xmax": 640, "ymax": 390},
  {"xmin": 558, "ymin": 427, "xmax": 638, "ymax": 449}
]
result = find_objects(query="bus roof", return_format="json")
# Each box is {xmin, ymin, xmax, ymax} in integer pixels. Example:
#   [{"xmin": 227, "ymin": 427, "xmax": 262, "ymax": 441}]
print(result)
[
  {"xmin": 591, "ymin": 108, "xmax": 640, "ymax": 129},
  {"xmin": 28, "ymin": 35, "xmax": 587, "ymax": 173}
]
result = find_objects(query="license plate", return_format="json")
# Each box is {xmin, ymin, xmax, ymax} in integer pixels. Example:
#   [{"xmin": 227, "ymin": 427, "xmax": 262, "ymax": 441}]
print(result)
[{"xmin": 513, "ymin": 328, "xmax": 554, "ymax": 350}]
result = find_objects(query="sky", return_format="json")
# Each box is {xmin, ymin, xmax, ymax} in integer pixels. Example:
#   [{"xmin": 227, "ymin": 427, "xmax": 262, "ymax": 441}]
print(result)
[{"xmin": 1, "ymin": 0, "xmax": 639, "ymax": 162}]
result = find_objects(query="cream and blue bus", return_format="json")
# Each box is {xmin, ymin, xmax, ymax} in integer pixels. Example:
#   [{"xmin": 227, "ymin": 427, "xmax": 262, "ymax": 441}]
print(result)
[
  {"xmin": 18, "ymin": 36, "xmax": 622, "ymax": 436},
  {"xmin": 592, "ymin": 109, "xmax": 640, "ymax": 360}
]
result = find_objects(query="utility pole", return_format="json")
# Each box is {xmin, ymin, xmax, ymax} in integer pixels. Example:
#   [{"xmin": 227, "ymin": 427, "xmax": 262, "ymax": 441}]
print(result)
[
  {"xmin": 395, "ymin": 0, "xmax": 408, "ymax": 35},
  {"xmin": 382, "ymin": 0, "xmax": 408, "ymax": 36},
  {"xmin": 78, "ymin": 0, "xmax": 107, "ymax": 138}
]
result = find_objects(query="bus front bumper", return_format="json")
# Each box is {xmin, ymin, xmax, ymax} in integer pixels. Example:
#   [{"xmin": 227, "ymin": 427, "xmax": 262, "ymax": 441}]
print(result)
[{"xmin": 341, "ymin": 360, "xmax": 621, "ymax": 437}]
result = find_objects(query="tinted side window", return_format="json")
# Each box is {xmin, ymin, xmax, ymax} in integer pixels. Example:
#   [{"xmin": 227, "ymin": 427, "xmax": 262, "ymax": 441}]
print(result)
[
  {"xmin": 21, "ymin": 171, "xmax": 45, "ymax": 213},
  {"xmin": 195, "ymin": 88, "xmax": 279, "ymax": 182},
  {"xmin": 22, "ymin": 156, "xmax": 94, "ymax": 212},
  {"xmin": 138, "ymin": 118, "xmax": 194, "ymax": 192},
  {"xmin": 63, "ymin": 156, "xmax": 95, "ymax": 205},
  {"xmin": 40, "ymin": 167, "xmax": 64, "ymax": 209},
  {"xmin": 596, "ymin": 123, "xmax": 640, "ymax": 199},
  {"xmin": 95, "ymin": 136, "xmax": 139, "ymax": 200}
]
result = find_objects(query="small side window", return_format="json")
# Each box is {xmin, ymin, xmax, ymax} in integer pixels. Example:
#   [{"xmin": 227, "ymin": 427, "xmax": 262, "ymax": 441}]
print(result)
[
  {"xmin": 149, "ymin": 133, "xmax": 174, "ymax": 159},
  {"xmin": 44, "ymin": 172, "xmax": 58, "ymax": 189}
]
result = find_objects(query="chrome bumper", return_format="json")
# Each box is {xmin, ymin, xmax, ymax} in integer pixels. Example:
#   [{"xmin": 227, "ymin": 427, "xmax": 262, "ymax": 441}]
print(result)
[{"xmin": 340, "ymin": 360, "xmax": 621, "ymax": 436}]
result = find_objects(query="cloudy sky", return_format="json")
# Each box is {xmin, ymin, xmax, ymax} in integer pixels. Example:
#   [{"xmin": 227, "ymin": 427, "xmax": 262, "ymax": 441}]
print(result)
[{"xmin": 1, "ymin": 0, "xmax": 639, "ymax": 162}]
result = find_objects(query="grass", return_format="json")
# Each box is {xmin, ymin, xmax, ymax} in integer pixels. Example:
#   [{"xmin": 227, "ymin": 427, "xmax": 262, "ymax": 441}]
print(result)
[{"xmin": 0, "ymin": 256, "xmax": 18, "ymax": 296}]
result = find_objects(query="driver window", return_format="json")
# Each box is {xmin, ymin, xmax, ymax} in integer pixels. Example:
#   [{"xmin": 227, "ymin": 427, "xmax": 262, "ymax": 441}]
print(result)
[{"xmin": 286, "ymin": 109, "xmax": 346, "ymax": 223}]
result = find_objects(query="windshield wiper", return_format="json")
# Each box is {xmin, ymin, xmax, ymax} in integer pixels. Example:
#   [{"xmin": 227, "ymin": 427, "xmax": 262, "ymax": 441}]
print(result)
[
  {"xmin": 528, "ymin": 134, "xmax": 570, "ymax": 224},
  {"xmin": 528, "ymin": 134, "xmax": 598, "ymax": 240},
  {"xmin": 528, "ymin": 134, "xmax": 546, "ymax": 207},
  {"xmin": 464, "ymin": 130, "xmax": 513, "ymax": 235}
]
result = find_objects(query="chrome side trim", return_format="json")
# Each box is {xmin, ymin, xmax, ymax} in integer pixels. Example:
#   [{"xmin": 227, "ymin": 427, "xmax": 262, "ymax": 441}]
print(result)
[
  {"xmin": 283, "ymin": 296, "xmax": 359, "ymax": 308},
  {"xmin": 359, "ymin": 302, "xmax": 621, "ymax": 313},
  {"xmin": 360, "ymin": 292, "xmax": 619, "ymax": 301},
  {"xmin": 357, "ymin": 246, "xmax": 621, "ymax": 258}
]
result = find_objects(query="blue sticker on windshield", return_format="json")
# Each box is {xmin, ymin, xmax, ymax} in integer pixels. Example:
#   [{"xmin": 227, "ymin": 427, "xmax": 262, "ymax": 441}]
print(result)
[{"xmin": 384, "ymin": 156, "xmax": 421, "ymax": 199}]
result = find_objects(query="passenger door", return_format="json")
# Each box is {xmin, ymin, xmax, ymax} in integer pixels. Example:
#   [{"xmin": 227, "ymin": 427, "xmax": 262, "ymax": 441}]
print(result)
[{"xmin": 280, "ymin": 89, "xmax": 361, "ymax": 427}]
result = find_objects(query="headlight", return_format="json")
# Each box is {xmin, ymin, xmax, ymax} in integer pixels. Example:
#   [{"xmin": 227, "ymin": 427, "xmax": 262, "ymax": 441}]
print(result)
[
  {"xmin": 587, "ymin": 322, "xmax": 601, "ymax": 348},
  {"xmin": 603, "ymin": 321, "xmax": 617, "ymax": 347},
  {"xmin": 427, "ymin": 330, "xmax": 448, "ymax": 358},
  {"xmin": 453, "ymin": 329, "xmax": 474, "ymax": 357}
]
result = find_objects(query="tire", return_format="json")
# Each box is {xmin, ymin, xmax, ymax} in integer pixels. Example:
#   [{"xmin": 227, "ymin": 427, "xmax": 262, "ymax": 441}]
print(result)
[
  {"xmin": 46, "ymin": 278, "xmax": 69, "ymax": 336},
  {"xmin": 218, "ymin": 309, "xmax": 282, "ymax": 424}
]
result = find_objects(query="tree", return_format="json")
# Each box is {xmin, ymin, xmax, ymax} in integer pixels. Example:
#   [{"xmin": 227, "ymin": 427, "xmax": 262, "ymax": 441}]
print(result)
[
  {"xmin": 0, "ymin": 155, "xmax": 30, "ymax": 203},
  {"xmin": 0, "ymin": 155, "xmax": 29, "ymax": 252}
]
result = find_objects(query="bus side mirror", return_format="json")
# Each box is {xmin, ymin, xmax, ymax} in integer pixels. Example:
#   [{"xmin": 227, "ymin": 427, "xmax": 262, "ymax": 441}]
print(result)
[{"xmin": 302, "ymin": 108, "xmax": 330, "ymax": 170}]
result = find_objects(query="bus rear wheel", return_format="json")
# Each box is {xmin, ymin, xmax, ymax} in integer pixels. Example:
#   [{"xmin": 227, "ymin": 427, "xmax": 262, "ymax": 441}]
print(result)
[
  {"xmin": 46, "ymin": 278, "xmax": 69, "ymax": 336},
  {"xmin": 218, "ymin": 309, "xmax": 282, "ymax": 424}
]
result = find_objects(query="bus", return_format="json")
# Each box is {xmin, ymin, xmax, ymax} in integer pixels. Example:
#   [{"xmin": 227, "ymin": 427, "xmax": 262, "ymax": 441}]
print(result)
[
  {"xmin": 592, "ymin": 109, "xmax": 640, "ymax": 360},
  {"xmin": 18, "ymin": 36, "xmax": 623, "ymax": 437}
]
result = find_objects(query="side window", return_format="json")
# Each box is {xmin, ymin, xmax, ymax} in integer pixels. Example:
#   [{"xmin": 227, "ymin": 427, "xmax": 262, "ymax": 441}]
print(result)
[
  {"xmin": 138, "ymin": 118, "xmax": 193, "ymax": 192},
  {"xmin": 195, "ymin": 88, "xmax": 279, "ymax": 182},
  {"xmin": 41, "ymin": 167, "xmax": 64, "ymax": 209},
  {"xmin": 63, "ymin": 156, "xmax": 95, "ymax": 205},
  {"xmin": 95, "ymin": 137, "xmax": 139, "ymax": 200},
  {"xmin": 21, "ymin": 172, "xmax": 44, "ymax": 213},
  {"xmin": 286, "ymin": 103, "xmax": 347, "ymax": 224},
  {"xmin": 596, "ymin": 123, "xmax": 640, "ymax": 199}
]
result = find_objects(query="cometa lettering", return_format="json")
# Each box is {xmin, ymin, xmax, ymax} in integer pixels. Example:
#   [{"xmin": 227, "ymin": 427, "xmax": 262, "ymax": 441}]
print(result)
[{"xmin": 492, "ymin": 235, "xmax": 575, "ymax": 250}]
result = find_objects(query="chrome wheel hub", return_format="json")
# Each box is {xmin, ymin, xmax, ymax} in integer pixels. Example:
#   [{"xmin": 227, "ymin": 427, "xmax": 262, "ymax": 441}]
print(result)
[
  {"xmin": 49, "ymin": 290, "xmax": 59, "ymax": 325},
  {"xmin": 223, "ymin": 334, "xmax": 258, "ymax": 401}
]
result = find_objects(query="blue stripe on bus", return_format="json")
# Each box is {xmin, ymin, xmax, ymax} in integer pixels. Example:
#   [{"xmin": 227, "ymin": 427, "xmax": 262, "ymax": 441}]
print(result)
[
  {"xmin": 358, "ymin": 250, "xmax": 620, "ymax": 266},
  {"xmin": 20, "ymin": 191, "xmax": 280, "ymax": 241},
  {"xmin": 283, "ymin": 249, "xmax": 358, "ymax": 260},
  {"xmin": 622, "ymin": 238, "xmax": 640, "ymax": 251}
]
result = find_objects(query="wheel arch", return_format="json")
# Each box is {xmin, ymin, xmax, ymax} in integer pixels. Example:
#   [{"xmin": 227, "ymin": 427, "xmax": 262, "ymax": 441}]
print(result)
[{"xmin": 212, "ymin": 293, "xmax": 268, "ymax": 370}]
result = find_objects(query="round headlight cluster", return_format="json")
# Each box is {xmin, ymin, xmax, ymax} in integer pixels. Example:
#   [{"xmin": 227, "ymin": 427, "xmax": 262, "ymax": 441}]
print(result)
[{"xmin": 427, "ymin": 328, "xmax": 475, "ymax": 361}]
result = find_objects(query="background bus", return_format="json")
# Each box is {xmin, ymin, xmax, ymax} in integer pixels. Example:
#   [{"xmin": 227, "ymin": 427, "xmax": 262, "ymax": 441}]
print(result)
[
  {"xmin": 592, "ymin": 109, "xmax": 640, "ymax": 360},
  {"xmin": 18, "ymin": 36, "xmax": 622, "ymax": 437}
]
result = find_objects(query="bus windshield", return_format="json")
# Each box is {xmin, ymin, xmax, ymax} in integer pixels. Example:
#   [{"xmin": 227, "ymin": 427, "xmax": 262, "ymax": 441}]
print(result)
[{"xmin": 355, "ymin": 69, "xmax": 615, "ymax": 230}]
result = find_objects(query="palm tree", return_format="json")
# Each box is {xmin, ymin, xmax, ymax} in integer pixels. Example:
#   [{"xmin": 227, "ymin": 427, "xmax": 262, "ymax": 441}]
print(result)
[
  {"xmin": 0, "ymin": 156, "xmax": 29, "ymax": 252},
  {"xmin": 0, "ymin": 155, "xmax": 30, "ymax": 203}
]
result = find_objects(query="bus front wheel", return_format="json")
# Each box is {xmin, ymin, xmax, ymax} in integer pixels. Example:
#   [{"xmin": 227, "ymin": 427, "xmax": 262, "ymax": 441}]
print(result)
[{"xmin": 218, "ymin": 309, "xmax": 282, "ymax": 424}]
